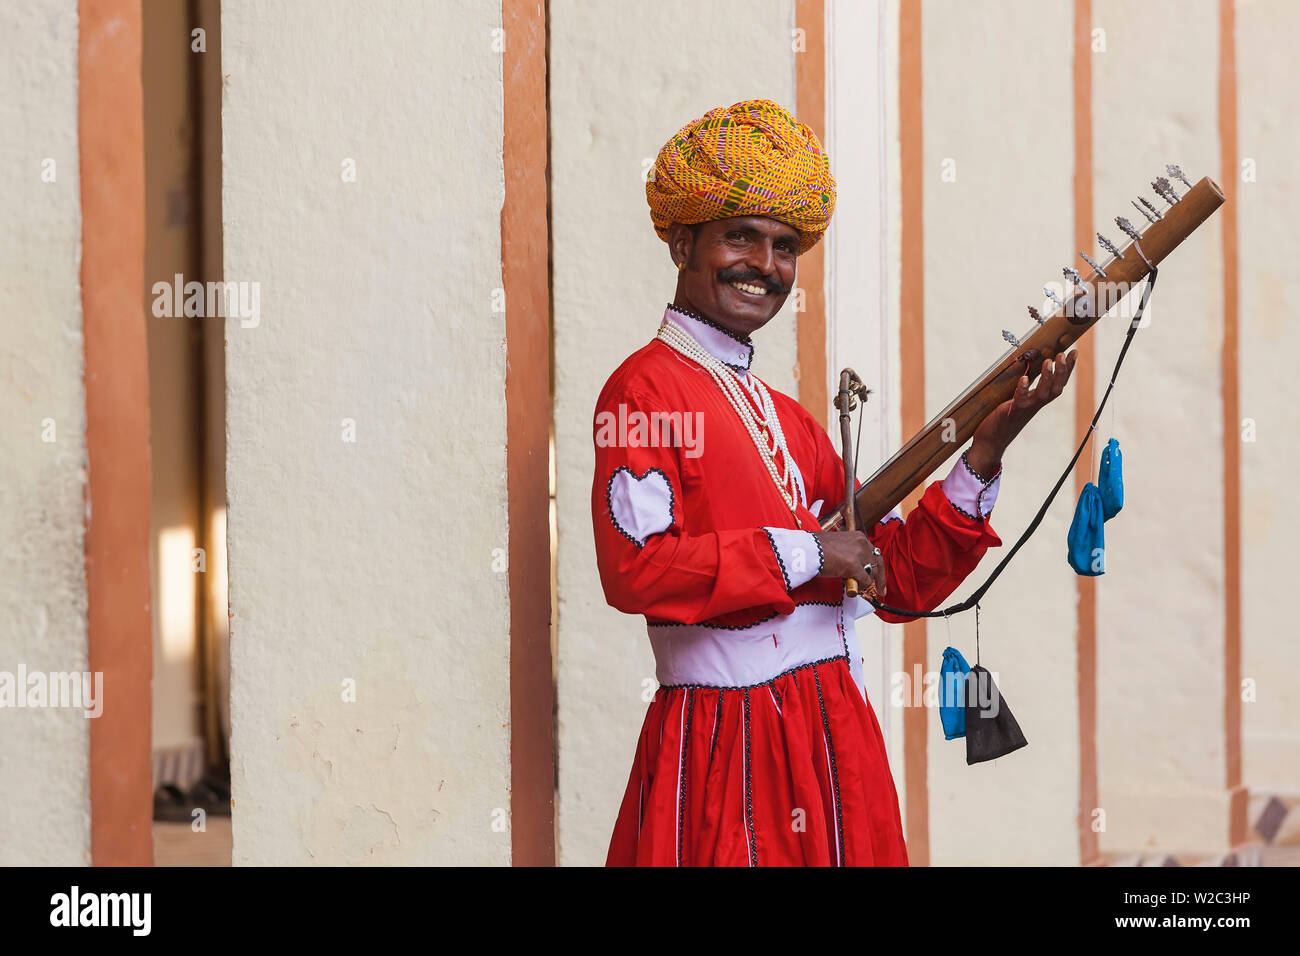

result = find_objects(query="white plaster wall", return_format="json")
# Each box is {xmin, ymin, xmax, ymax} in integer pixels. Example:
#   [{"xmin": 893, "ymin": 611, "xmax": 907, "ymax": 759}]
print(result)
[
  {"xmin": 922, "ymin": 0, "xmax": 1079, "ymax": 865},
  {"xmin": 828, "ymin": 0, "xmax": 904, "ymax": 770},
  {"xmin": 551, "ymin": 0, "xmax": 799, "ymax": 866},
  {"xmin": 222, "ymin": 0, "xmax": 510, "ymax": 864},
  {"xmin": 1092, "ymin": 0, "xmax": 1231, "ymax": 853},
  {"xmin": 1237, "ymin": 0, "xmax": 1300, "ymax": 796},
  {"xmin": 0, "ymin": 1, "xmax": 89, "ymax": 865}
]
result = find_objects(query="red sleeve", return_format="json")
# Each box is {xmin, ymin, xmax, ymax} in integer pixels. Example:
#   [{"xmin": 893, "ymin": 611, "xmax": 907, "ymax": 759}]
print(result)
[
  {"xmin": 807, "ymin": 416, "xmax": 1002, "ymax": 623},
  {"xmin": 591, "ymin": 387, "xmax": 813, "ymax": 624}
]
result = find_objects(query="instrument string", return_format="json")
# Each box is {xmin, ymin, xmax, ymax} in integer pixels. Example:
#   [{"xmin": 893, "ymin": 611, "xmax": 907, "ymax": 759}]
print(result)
[
  {"xmin": 853, "ymin": 396, "xmax": 864, "ymax": 495},
  {"xmin": 863, "ymin": 267, "xmax": 1158, "ymax": 620}
]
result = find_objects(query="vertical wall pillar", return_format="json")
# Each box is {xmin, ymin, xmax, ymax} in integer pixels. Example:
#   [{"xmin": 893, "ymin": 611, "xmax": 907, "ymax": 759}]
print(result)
[
  {"xmin": 1072, "ymin": 0, "xmax": 1100, "ymax": 867},
  {"xmin": 896, "ymin": 0, "xmax": 929, "ymax": 867},
  {"xmin": 503, "ymin": 0, "xmax": 556, "ymax": 866},
  {"xmin": 80, "ymin": 0, "xmax": 155, "ymax": 867}
]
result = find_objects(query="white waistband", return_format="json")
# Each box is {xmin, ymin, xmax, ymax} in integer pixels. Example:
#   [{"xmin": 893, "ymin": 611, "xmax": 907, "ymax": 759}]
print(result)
[{"xmin": 648, "ymin": 599, "xmax": 864, "ymax": 694}]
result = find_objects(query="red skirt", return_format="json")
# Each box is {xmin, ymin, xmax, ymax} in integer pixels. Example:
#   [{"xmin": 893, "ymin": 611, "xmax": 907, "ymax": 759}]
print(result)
[{"xmin": 606, "ymin": 657, "xmax": 909, "ymax": 866}]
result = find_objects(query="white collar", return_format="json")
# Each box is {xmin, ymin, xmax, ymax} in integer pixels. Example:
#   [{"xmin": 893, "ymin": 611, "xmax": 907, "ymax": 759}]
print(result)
[{"xmin": 662, "ymin": 304, "xmax": 754, "ymax": 372}]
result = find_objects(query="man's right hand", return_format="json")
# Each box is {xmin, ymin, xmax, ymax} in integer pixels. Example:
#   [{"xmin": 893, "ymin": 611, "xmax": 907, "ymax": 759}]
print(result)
[{"xmin": 812, "ymin": 530, "xmax": 887, "ymax": 597}]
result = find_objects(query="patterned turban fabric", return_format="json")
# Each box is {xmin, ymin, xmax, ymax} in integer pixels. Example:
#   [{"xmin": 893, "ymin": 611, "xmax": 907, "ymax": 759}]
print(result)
[{"xmin": 646, "ymin": 99, "xmax": 836, "ymax": 255}]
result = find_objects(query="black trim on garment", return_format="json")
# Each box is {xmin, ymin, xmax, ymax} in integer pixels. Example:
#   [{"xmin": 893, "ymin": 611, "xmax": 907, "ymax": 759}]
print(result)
[
  {"xmin": 666, "ymin": 302, "xmax": 754, "ymax": 346},
  {"xmin": 762, "ymin": 528, "xmax": 793, "ymax": 591},
  {"xmin": 664, "ymin": 303, "xmax": 755, "ymax": 372},
  {"xmin": 810, "ymin": 532, "xmax": 825, "ymax": 576},
  {"xmin": 948, "ymin": 500, "xmax": 979, "ymax": 521},
  {"xmin": 605, "ymin": 465, "xmax": 676, "ymax": 548},
  {"xmin": 835, "ymin": 599, "xmax": 850, "ymax": 659},
  {"xmin": 813, "ymin": 665, "xmax": 847, "ymax": 867},
  {"xmin": 959, "ymin": 448, "xmax": 1001, "ymax": 485},
  {"xmin": 743, "ymin": 688, "xmax": 757, "ymax": 867},
  {"xmin": 951, "ymin": 450, "xmax": 999, "ymax": 520}
]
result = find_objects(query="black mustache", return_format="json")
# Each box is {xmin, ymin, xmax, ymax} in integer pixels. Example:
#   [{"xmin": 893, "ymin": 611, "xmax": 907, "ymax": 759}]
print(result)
[{"xmin": 717, "ymin": 269, "xmax": 790, "ymax": 295}]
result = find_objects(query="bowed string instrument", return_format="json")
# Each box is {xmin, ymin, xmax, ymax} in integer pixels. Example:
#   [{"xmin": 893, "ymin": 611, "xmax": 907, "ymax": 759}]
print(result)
[{"xmin": 827, "ymin": 168, "xmax": 1226, "ymax": 614}]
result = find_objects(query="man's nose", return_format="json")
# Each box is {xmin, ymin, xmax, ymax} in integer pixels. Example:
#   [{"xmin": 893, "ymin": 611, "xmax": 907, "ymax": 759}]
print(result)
[{"xmin": 746, "ymin": 241, "xmax": 777, "ymax": 281}]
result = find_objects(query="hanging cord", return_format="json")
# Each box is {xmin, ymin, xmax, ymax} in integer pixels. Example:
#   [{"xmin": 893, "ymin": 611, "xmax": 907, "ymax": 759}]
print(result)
[
  {"xmin": 1087, "ymin": 415, "xmax": 1097, "ymax": 480},
  {"xmin": 863, "ymin": 266, "xmax": 1158, "ymax": 620}
]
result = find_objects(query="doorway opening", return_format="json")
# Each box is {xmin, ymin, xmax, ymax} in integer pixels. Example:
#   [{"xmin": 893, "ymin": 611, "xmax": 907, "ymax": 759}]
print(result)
[{"xmin": 141, "ymin": 0, "xmax": 229, "ymax": 866}]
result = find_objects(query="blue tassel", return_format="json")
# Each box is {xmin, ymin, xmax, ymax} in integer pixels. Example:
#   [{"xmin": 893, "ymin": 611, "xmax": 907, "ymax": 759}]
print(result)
[
  {"xmin": 1067, "ymin": 482, "xmax": 1106, "ymax": 576},
  {"xmin": 1099, "ymin": 437, "xmax": 1123, "ymax": 520},
  {"xmin": 939, "ymin": 646, "xmax": 972, "ymax": 740}
]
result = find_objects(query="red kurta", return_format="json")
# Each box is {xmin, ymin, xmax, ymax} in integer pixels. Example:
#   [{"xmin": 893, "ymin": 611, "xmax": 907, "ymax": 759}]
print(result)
[{"xmin": 592, "ymin": 305, "xmax": 1003, "ymax": 866}]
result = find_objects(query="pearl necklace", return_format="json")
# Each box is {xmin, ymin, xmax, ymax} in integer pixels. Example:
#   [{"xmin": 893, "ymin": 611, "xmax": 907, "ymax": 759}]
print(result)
[{"xmin": 656, "ymin": 318, "xmax": 802, "ymax": 525}]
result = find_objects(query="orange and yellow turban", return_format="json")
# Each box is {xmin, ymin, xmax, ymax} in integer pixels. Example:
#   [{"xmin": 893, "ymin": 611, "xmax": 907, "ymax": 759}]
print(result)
[{"xmin": 646, "ymin": 99, "xmax": 836, "ymax": 255}]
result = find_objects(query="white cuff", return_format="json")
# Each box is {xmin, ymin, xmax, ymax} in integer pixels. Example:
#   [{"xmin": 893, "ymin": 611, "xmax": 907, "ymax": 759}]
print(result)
[
  {"xmin": 762, "ymin": 527, "xmax": 824, "ymax": 591},
  {"xmin": 849, "ymin": 593, "xmax": 878, "ymax": 620},
  {"xmin": 942, "ymin": 451, "xmax": 1001, "ymax": 519}
]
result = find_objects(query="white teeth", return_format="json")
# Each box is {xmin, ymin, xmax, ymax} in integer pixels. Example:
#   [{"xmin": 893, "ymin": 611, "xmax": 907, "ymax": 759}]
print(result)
[{"xmin": 730, "ymin": 281, "xmax": 768, "ymax": 296}]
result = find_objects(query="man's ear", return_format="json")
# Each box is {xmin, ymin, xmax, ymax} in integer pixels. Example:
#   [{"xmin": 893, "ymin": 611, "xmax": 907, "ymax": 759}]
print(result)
[{"xmin": 666, "ymin": 222, "xmax": 695, "ymax": 270}]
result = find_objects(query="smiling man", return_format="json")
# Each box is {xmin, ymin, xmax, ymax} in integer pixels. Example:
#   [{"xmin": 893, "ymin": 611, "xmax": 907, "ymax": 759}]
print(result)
[{"xmin": 591, "ymin": 99, "xmax": 1075, "ymax": 867}]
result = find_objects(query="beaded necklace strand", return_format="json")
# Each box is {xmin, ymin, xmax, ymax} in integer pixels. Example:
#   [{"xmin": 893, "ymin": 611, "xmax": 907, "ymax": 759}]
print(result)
[{"xmin": 656, "ymin": 318, "xmax": 803, "ymax": 527}]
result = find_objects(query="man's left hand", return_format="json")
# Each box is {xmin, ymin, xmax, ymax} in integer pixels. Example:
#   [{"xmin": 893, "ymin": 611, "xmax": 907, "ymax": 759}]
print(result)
[{"xmin": 965, "ymin": 349, "xmax": 1079, "ymax": 477}]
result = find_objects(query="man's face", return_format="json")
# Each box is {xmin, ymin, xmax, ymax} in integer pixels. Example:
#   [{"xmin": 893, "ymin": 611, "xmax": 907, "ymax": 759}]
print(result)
[{"xmin": 669, "ymin": 216, "xmax": 799, "ymax": 338}]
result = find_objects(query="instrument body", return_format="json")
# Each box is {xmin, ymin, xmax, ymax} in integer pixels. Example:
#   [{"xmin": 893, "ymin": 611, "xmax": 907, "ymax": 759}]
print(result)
[{"xmin": 821, "ymin": 176, "xmax": 1225, "ymax": 533}]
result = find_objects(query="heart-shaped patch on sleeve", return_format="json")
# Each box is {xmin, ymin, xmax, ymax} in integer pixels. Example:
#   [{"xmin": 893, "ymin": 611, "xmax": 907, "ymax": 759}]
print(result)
[{"xmin": 606, "ymin": 466, "xmax": 675, "ymax": 547}]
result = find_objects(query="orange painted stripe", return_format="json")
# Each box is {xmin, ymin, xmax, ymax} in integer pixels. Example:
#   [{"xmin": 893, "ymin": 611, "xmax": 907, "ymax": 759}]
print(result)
[
  {"xmin": 80, "ymin": 0, "xmax": 154, "ymax": 866},
  {"xmin": 795, "ymin": 0, "xmax": 828, "ymax": 428},
  {"xmin": 1218, "ymin": 0, "xmax": 1246, "ymax": 847},
  {"xmin": 1072, "ymin": 0, "xmax": 1100, "ymax": 867},
  {"xmin": 898, "ymin": 0, "xmax": 929, "ymax": 867},
  {"xmin": 502, "ymin": 0, "xmax": 556, "ymax": 866}
]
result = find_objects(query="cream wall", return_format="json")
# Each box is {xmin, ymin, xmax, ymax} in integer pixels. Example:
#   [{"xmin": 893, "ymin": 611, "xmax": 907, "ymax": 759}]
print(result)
[
  {"xmin": 920, "ymin": 0, "xmax": 1080, "ymax": 865},
  {"xmin": 1092, "ymin": 0, "xmax": 1230, "ymax": 853},
  {"xmin": 550, "ymin": 0, "xmax": 799, "ymax": 866},
  {"xmin": 222, "ymin": 0, "xmax": 510, "ymax": 864},
  {"xmin": 1237, "ymin": 0, "xmax": 1300, "ymax": 798},
  {"xmin": 827, "ymin": 0, "xmax": 904, "ymax": 770},
  {"xmin": 0, "ymin": 1, "xmax": 89, "ymax": 865}
]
